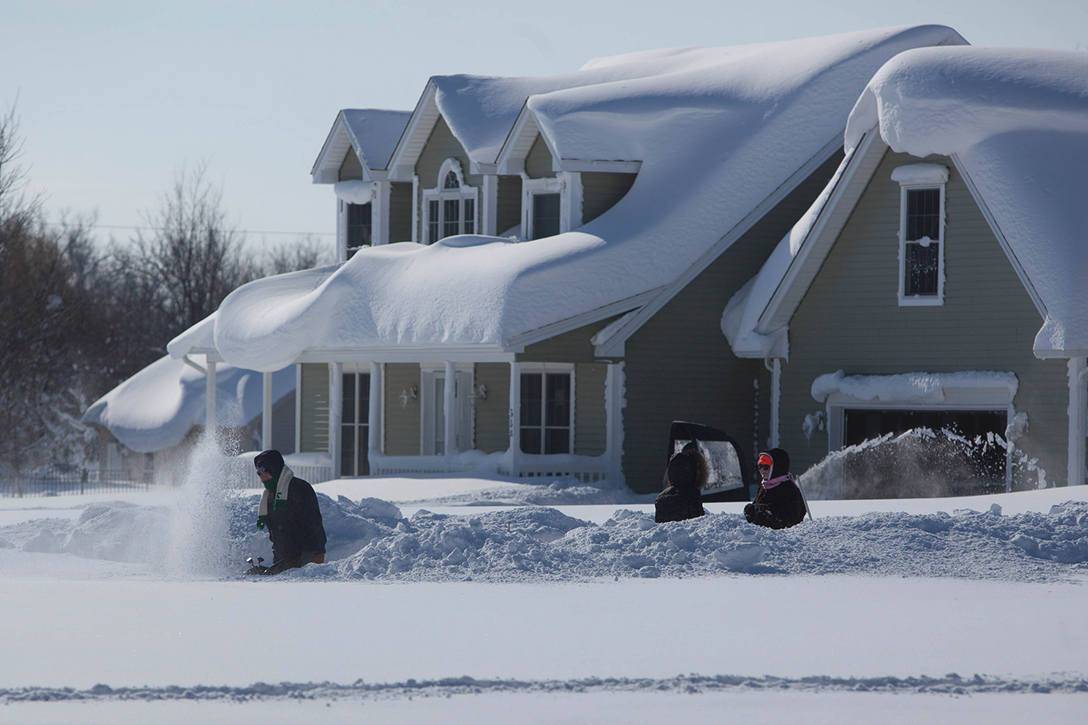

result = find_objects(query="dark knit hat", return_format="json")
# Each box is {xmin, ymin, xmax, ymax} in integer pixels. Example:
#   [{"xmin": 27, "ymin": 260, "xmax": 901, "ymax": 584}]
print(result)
[
  {"xmin": 666, "ymin": 452, "xmax": 699, "ymax": 490},
  {"xmin": 254, "ymin": 449, "xmax": 285, "ymax": 478}
]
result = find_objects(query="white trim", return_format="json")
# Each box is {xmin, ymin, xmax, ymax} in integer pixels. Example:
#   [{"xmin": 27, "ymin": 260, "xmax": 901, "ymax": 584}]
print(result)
[
  {"xmin": 598, "ymin": 135, "xmax": 843, "ymax": 357},
  {"xmin": 516, "ymin": 363, "xmax": 576, "ymax": 456},
  {"xmin": 767, "ymin": 358, "xmax": 781, "ymax": 447},
  {"xmin": 421, "ymin": 158, "xmax": 479, "ymax": 244},
  {"xmin": 757, "ymin": 133, "xmax": 885, "ymax": 334},
  {"xmin": 420, "ymin": 363, "xmax": 474, "ymax": 456},
  {"xmin": 951, "ymin": 155, "xmax": 1047, "ymax": 321},
  {"xmin": 369, "ymin": 362, "xmax": 382, "ymax": 463},
  {"xmin": 329, "ymin": 362, "xmax": 343, "ymax": 479},
  {"xmin": 387, "ymin": 81, "xmax": 440, "ymax": 181},
  {"xmin": 481, "ymin": 174, "xmax": 498, "ymax": 236},
  {"xmin": 372, "ymin": 180, "xmax": 388, "ymax": 246},
  {"xmin": 506, "ymin": 288, "xmax": 660, "ymax": 353},
  {"xmin": 411, "ymin": 175, "xmax": 419, "ymax": 244},
  {"xmin": 605, "ymin": 362, "xmax": 626, "ymax": 486},
  {"xmin": 520, "ymin": 171, "xmax": 583, "ymax": 240},
  {"xmin": 896, "ymin": 169, "xmax": 947, "ymax": 307},
  {"xmin": 294, "ymin": 364, "xmax": 302, "ymax": 454},
  {"xmin": 1068, "ymin": 357, "xmax": 1087, "ymax": 486},
  {"xmin": 262, "ymin": 372, "xmax": 273, "ymax": 450},
  {"xmin": 508, "ymin": 361, "xmax": 521, "ymax": 477}
]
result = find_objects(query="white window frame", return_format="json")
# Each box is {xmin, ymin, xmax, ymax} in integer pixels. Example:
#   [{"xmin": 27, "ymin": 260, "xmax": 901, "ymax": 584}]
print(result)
[
  {"xmin": 517, "ymin": 362, "xmax": 575, "ymax": 455},
  {"xmin": 521, "ymin": 171, "xmax": 582, "ymax": 241},
  {"xmin": 421, "ymin": 158, "xmax": 478, "ymax": 245},
  {"xmin": 894, "ymin": 164, "xmax": 948, "ymax": 307},
  {"xmin": 419, "ymin": 364, "xmax": 475, "ymax": 455}
]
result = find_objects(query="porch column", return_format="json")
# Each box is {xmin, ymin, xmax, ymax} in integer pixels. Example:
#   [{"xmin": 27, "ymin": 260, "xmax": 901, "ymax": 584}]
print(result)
[
  {"xmin": 262, "ymin": 371, "xmax": 273, "ymax": 450},
  {"xmin": 1069, "ymin": 357, "xmax": 1087, "ymax": 486},
  {"xmin": 509, "ymin": 361, "xmax": 521, "ymax": 478},
  {"xmin": 605, "ymin": 362, "xmax": 625, "ymax": 486},
  {"xmin": 768, "ymin": 358, "xmax": 782, "ymax": 448},
  {"xmin": 329, "ymin": 363, "xmax": 343, "ymax": 479},
  {"xmin": 444, "ymin": 361, "xmax": 457, "ymax": 468},
  {"xmin": 482, "ymin": 175, "xmax": 497, "ymax": 236},
  {"xmin": 368, "ymin": 362, "xmax": 382, "ymax": 468},
  {"xmin": 205, "ymin": 359, "xmax": 217, "ymax": 441}
]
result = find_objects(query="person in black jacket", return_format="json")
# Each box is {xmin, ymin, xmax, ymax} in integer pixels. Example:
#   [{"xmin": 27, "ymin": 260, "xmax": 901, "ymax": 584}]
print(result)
[
  {"xmin": 252, "ymin": 449, "xmax": 327, "ymax": 575},
  {"xmin": 744, "ymin": 447, "xmax": 807, "ymax": 529},
  {"xmin": 655, "ymin": 443, "xmax": 708, "ymax": 523}
]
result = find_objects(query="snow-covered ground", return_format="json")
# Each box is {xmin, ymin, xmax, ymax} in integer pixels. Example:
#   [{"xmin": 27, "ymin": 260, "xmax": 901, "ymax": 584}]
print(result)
[{"xmin": 1, "ymin": 456, "xmax": 1086, "ymax": 723}]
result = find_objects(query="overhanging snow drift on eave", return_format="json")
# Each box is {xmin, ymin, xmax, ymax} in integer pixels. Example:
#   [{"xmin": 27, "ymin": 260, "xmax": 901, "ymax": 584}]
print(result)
[{"xmin": 213, "ymin": 27, "xmax": 969, "ymax": 373}]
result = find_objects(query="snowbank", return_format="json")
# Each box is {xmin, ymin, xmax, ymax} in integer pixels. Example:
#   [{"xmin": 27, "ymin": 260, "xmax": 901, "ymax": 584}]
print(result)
[{"xmin": 4, "ymin": 488, "xmax": 1085, "ymax": 584}]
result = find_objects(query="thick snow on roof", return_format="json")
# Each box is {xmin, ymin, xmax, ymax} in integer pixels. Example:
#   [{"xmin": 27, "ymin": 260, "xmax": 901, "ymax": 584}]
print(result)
[
  {"xmin": 82, "ymin": 355, "xmax": 295, "ymax": 453},
  {"xmin": 211, "ymin": 26, "xmax": 965, "ymax": 371},
  {"xmin": 845, "ymin": 46, "xmax": 1088, "ymax": 356},
  {"xmin": 727, "ymin": 45, "xmax": 1088, "ymax": 358},
  {"xmin": 340, "ymin": 109, "xmax": 412, "ymax": 170}
]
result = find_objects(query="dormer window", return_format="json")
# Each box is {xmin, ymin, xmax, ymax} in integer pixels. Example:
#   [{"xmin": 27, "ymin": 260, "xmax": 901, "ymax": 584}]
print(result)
[
  {"xmin": 422, "ymin": 159, "xmax": 478, "ymax": 244},
  {"xmin": 892, "ymin": 163, "xmax": 948, "ymax": 306}
]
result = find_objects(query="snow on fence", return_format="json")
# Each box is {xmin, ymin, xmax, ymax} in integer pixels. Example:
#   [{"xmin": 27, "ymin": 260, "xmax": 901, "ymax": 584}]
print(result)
[{"xmin": 0, "ymin": 469, "xmax": 153, "ymax": 498}]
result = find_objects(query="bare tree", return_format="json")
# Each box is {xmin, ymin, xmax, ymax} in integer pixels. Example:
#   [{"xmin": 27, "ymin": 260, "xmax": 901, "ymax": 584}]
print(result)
[
  {"xmin": 263, "ymin": 234, "xmax": 334, "ymax": 276},
  {"xmin": 129, "ymin": 163, "xmax": 258, "ymax": 342}
]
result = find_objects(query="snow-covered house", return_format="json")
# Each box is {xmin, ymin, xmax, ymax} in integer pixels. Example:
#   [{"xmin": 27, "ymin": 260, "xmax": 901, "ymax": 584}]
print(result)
[
  {"xmin": 171, "ymin": 26, "xmax": 967, "ymax": 493},
  {"xmin": 82, "ymin": 346, "xmax": 296, "ymax": 481},
  {"xmin": 724, "ymin": 46, "xmax": 1088, "ymax": 491}
]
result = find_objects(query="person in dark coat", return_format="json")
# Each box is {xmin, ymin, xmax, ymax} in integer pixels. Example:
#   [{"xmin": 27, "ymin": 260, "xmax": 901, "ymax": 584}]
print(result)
[
  {"xmin": 745, "ymin": 447, "xmax": 807, "ymax": 529},
  {"xmin": 253, "ymin": 449, "xmax": 327, "ymax": 575},
  {"xmin": 655, "ymin": 442, "xmax": 709, "ymax": 523}
]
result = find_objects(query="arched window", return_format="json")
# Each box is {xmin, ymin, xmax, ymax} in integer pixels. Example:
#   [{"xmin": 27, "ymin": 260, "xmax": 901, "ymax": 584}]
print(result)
[{"xmin": 422, "ymin": 159, "xmax": 478, "ymax": 244}]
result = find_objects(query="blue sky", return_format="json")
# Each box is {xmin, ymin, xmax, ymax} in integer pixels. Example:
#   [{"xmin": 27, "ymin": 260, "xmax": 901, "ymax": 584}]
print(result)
[{"xmin": 2, "ymin": 0, "xmax": 1085, "ymax": 253}]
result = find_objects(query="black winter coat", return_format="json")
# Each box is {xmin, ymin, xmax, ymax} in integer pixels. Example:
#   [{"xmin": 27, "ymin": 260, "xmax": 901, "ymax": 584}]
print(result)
[
  {"xmin": 266, "ymin": 476, "xmax": 327, "ymax": 573},
  {"xmin": 655, "ymin": 485, "xmax": 705, "ymax": 523},
  {"xmin": 745, "ymin": 479, "xmax": 806, "ymax": 529}
]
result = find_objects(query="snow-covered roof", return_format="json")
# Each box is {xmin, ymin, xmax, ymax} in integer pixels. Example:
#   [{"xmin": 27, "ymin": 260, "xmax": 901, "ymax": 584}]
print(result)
[
  {"xmin": 726, "ymin": 45, "xmax": 1088, "ymax": 359},
  {"xmin": 82, "ymin": 355, "xmax": 296, "ymax": 453},
  {"xmin": 312, "ymin": 109, "xmax": 412, "ymax": 183},
  {"xmin": 202, "ymin": 26, "xmax": 965, "ymax": 372}
]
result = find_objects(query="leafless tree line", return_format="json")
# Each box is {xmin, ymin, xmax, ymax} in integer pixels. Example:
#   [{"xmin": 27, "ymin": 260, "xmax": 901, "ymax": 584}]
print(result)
[{"xmin": 0, "ymin": 106, "xmax": 331, "ymax": 472}]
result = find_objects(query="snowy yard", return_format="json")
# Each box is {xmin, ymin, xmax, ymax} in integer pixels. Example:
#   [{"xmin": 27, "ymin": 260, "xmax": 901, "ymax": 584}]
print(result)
[{"xmin": 1, "ymin": 468, "xmax": 1086, "ymax": 724}]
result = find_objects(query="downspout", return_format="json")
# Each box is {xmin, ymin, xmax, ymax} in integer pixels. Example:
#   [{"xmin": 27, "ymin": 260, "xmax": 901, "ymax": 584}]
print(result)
[
  {"xmin": 1069, "ymin": 357, "xmax": 1088, "ymax": 486},
  {"xmin": 764, "ymin": 358, "xmax": 781, "ymax": 448}
]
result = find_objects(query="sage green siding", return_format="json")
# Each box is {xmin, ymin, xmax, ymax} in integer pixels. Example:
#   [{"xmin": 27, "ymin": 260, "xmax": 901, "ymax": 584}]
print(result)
[
  {"xmin": 574, "ymin": 363, "xmax": 608, "ymax": 456},
  {"xmin": 782, "ymin": 149, "xmax": 1068, "ymax": 485},
  {"xmin": 299, "ymin": 363, "xmax": 329, "ymax": 453},
  {"xmin": 497, "ymin": 175, "xmax": 522, "ymax": 235},
  {"xmin": 338, "ymin": 147, "xmax": 363, "ymax": 181},
  {"xmin": 474, "ymin": 363, "xmax": 510, "ymax": 453},
  {"xmin": 383, "ymin": 363, "xmax": 421, "ymax": 455},
  {"xmin": 525, "ymin": 135, "xmax": 554, "ymax": 179},
  {"xmin": 518, "ymin": 318, "xmax": 619, "ymax": 364},
  {"xmin": 621, "ymin": 152, "xmax": 844, "ymax": 493},
  {"xmin": 582, "ymin": 173, "xmax": 636, "ymax": 225},
  {"xmin": 389, "ymin": 182, "xmax": 413, "ymax": 243}
]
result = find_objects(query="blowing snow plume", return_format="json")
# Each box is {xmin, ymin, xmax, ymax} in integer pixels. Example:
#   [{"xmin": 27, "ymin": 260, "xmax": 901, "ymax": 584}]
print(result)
[{"xmin": 800, "ymin": 428, "xmax": 1013, "ymax": 500}]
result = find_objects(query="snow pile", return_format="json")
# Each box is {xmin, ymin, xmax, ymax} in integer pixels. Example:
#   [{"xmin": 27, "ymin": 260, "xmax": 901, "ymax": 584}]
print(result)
[
  {"xmin": 197, "ymin": 26, "xmax": 966, "ymax": 371},
  {"xmin": 11, "ymin": 490, "xmax": 1084, "ymax": 584}
]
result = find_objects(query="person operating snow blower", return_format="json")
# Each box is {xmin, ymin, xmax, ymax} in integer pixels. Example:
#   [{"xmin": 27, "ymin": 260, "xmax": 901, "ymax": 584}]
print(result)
[
  {"xmin": 744, "ymin": 448, "xmax": 809, "ymax": 529},
  {"xmin": 247, "ymin": 450, "xmax": 327, "ymax": 575}
]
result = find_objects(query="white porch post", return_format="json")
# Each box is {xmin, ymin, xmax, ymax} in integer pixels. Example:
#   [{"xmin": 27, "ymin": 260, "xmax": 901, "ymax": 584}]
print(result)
[
  {"xmin": 509, "ymin": 362, "xmax": 521, "ymax": 478},
  {"xmin": 262, "ymin": 372, "xmax": 273, "ymax": 450},
  {"xmin": 482, "ymin": 174, "xmax": 497, "ymax": 236},
  {"xmin": 1069, "ymin": 357, "xmax": 1087, "ymax": 486},
  {"xmin": 368, "ymin": 362, "xmax": 382, "ymax": 471},
  {"xmin": 768, "ymin": 358, "xmax": 782, "ymax": 448},
  {"xmin": 329, "ymin": 363, "xmax": 343, "ymax": 479},
  {"xmin": 205, "ymin": 359, "xmax": 217, "ymax": 442},
  {"xmin": 444, "ymin": 361, "xmax": 457, "ymax": 469},
  {"xmin": 605, "ymin": 362, "xmax": 626, "ymax": 486}
]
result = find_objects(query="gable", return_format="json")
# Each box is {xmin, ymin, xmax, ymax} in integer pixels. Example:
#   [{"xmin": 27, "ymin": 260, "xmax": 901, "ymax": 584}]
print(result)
[
  {"xmin": 339, "ymin": 146, "xmax": 364, "ymax": 181},
  {"xmin": 791, "ymin": 148, "xmax": 1043, "ymax": 365}
]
